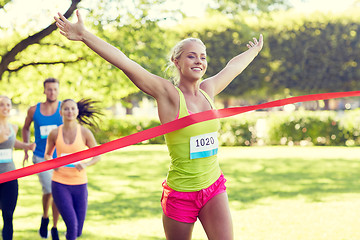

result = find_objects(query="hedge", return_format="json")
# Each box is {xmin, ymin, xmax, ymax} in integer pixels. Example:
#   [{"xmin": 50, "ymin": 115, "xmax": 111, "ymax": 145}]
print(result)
[
  {"xmin": 90, "ymin": 110, "xmax": 360, "ymax": 146},
  {"xmin": 14, "ymin": 110, "xmax": 360, "ymax": 147}
]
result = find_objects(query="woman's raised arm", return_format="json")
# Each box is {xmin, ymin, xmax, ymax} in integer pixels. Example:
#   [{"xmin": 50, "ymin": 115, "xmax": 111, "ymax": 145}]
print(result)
[
  {"xmin": 201, "ymin": 34, "xmax": 264, "ymax": 97},
  {"xmin": 54, "ymin": 10, "xmax": 174, "ymax": 100}
]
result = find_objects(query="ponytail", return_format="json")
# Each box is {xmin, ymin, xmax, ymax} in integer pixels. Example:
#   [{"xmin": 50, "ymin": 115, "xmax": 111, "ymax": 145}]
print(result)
[{"xmin": 61, "ymin": 99, "xmax": 103, "ymax": 128}]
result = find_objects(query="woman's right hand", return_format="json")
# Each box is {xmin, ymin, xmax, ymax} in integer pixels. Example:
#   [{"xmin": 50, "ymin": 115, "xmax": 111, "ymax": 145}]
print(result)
[
  {"xmin": 54, "ymin": 9, "xmax": 85, "ymax": 41},
  {"xmin": 246, "ymin": 34, "xmax": 264, "ymax": 54},
  {"xmin": 27, "ymin": 142, "xmax": 36, "ymax": 151}
]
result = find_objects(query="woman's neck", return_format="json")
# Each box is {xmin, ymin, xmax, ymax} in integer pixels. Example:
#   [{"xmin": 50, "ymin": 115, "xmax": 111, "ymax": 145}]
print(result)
[
  {"xmin": 0, "ymin": 117, "xmax": 8, "ymax": 127},
  {"xmin": 178, "ymin": 80, "xmax": 201, "ymax": 95},
  {"xmin": 63, "ymin": 120, "xmax": 78, "ymax": 129}
]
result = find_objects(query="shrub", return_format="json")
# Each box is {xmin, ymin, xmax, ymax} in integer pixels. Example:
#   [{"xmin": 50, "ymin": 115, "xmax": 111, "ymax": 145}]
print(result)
[
  {"xmin": 19, "ymin": 109, "xmax": 357, "ymax": 147},
  {"xmin": 218, "ymin": 115, "xmax": 257, "ymax": 146},
  {"xmin": 93, "ymin": 115, "xmax": 164, "ymax": 144},
  {"xmin": 267, "ymin": 110, "xmax": 356, "ymax": 146}
]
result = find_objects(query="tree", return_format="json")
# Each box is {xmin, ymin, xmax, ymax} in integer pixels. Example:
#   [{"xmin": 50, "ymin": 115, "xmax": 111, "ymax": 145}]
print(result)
[
  {"xmin": 175, "ymin": 13, "xmax": 271, "ymax": 104},
  {"xmin": 267, "ymin": 13, "xmax": 360, "ymax": 95},
  {"xmin": 0, "ymin": 0, "xmax": 81, "ymax": 81},
  {"xmin": 0, "ymin": 0, "xmax": 177, "ymax": 107},
  {"xmin": 209, "ymin": 0, "xmax": 291, "ymax": 14},
  {"xmin": 175, "ymin": 9, "xmax": 360, "ymax": 105},
  {"xmin": 50, "ymin": 0, "xmax": 177, "ymax": 106},
  {"xmin": 0, "ymin": 0, "xmax": 11, "ymax": 9}
]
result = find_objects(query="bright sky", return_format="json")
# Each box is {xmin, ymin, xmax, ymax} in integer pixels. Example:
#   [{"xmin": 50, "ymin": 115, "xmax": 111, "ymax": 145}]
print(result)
[
  {"xmin": 289, "ymin": 0, "xmax": 358, "ymax": 13},
  {"xmin": 0, "ymin": 0, "xmax": 358, "ymax": 30},
  {"xmin": 169, "ymin": 0, "xmax": 358, "ymax": 16}
]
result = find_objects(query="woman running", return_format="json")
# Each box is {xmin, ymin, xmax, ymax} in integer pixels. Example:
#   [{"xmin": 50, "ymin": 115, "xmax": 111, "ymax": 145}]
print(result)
[
  {"xmin": 54, "ymin": 10, "xmax": 263, "ymax": 240},
  {"xmin": 44, "ymin": 99, "xmax": 101, "ymax": 240},
  {"xmin": 0, "ymin": 96, "xmax": 36, "ymax": 240}
]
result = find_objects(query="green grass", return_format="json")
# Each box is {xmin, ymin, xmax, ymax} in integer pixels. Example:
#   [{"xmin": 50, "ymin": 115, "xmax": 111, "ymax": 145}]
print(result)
[{"xmin": 7, "ymin": 145, "xmax": 360, "ymax": 239}]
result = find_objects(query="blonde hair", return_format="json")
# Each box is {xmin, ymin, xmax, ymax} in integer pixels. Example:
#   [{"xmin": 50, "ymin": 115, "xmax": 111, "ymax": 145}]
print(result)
[
  {"xmin": 0, "ymin": 96, "xmax": 12, "ymax": 111},
  {"xmin": 166, "ymin": 38, "xmax": 206, "ymax": 85},
  {"xmin": 0, "ymin": 95, "xmax": 11, "ymax": 103},
  {"xmin": 0, "ymin": 95, "xmax": 10, "ymax": 100}
]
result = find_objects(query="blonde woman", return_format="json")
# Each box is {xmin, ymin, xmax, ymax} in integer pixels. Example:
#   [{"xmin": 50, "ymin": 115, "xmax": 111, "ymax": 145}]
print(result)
[{"xmin": 54, "ymin": 10, "xmax": 263, "ymax": 240}]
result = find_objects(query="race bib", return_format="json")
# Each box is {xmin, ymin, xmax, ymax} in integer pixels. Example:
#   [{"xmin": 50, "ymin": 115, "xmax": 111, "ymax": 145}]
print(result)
[
  {"xmin": 40, "ymin": 125, "xmax": 58, "ymax": 139},
  {"xmin": 190, "ymin": 132, "xmax": 219, "ymax": 159},
  {"xmin": 0, "ymin": 149, "xmax": 12, "ymax": 163},
  {"xmin": 62, "ymin": 153, "xmax": 80, "ymax": 168}
]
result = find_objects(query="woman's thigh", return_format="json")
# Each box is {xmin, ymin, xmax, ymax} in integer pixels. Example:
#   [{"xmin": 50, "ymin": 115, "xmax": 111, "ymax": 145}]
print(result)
[
  {"xmin": 162, "ymin": 213, "xmax": 194, "ymax": 240},
  {"xmin": 0, "ymin": 180, "xmax": 18, "ymax": 216},
  {"xmin": 198, "ymin": 192, "xmax": 233, "ymax": 240},
  {"xmin": 52, "ymin": 182, "xmax": 77, "ymax": 223}
]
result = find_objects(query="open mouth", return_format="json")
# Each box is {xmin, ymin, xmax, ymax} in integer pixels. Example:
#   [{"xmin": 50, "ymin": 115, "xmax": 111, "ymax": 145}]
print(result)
[{"xmin": 191, "ymin": 67, "xmax": 202, "ymax": 71}]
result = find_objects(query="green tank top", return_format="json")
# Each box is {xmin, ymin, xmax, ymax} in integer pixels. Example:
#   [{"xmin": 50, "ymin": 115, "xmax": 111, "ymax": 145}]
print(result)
[{"xmin": 164, "ymin": 87, "xmax": 221, "ymax": 192}]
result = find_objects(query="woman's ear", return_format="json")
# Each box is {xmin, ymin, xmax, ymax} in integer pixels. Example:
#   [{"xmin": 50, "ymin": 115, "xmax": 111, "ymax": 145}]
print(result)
[{"xmin": 173, "ymin": 59, "xmax": 181, "ymax": 70}]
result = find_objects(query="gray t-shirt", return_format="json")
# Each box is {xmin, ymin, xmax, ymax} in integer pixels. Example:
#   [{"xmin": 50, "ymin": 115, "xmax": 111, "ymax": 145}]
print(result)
[{"xmin": 0, "ymin": 125, "xmax": 16, "ymax": 173}]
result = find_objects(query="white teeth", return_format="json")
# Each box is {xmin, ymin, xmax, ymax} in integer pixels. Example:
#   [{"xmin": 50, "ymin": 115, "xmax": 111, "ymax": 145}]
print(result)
[{"xmin": 192, "ymin": 67, "xmax": 202, "ymax": 71}]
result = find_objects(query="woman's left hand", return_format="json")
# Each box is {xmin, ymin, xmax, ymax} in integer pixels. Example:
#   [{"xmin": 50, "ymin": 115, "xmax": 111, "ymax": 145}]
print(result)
[
  {"xmin": 75, "ymin": 162, "xmax": 87, "ymax": 171},
  {"xmin": 54, "ymin": 10, "xmax": 85, "ymax": 41}
]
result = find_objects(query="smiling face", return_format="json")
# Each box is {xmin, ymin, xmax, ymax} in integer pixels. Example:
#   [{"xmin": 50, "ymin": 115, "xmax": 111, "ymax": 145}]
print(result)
[
  {"xmin": 0, "ymin": 96, "xmax": 12, "ymax": 119},
  {"xmin": 172, "ymin": 38, "xmax": 207, "ymax": 83},
  {"xmin": 60, "ymin": 99, "xmax": 78, "ymax": 122}
]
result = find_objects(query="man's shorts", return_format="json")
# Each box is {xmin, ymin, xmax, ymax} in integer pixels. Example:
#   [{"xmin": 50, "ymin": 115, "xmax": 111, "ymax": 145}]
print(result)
[
  {"xmin": 161, "ymin": 174, "xmax": 227, "ymax": 223},
  {"xmin": 33, "ymin": 155, "xmax": 53, "ymax": 194}
]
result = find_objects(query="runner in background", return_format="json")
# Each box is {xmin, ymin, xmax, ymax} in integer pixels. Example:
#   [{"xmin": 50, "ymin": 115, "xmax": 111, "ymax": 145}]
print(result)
[
  {"xmin": 0, "ymin": 96, "xmax": 36, "ymax": 240},
  {"xmin": 22, "ymin": 78, "xmax": 62, "ymax": 240},
  {"xmin": 44, "ymin": 99, "xmax": 101, "ymax": 240}
]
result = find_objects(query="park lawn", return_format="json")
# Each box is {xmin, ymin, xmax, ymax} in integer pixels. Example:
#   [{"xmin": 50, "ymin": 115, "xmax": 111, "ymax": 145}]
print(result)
[{"xmin": 7, "ymin": 145, "xmax": 360, "ymax": 240}]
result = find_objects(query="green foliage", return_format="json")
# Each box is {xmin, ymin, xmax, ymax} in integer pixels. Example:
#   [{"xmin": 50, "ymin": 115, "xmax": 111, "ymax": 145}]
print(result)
[
  {"xmin": 91, "ymin": 110, "xmax": 360, "ymax": 147},
  {"xmin": 267, "ymin": 111, "xmax": 344, "ymax": 145},
  {"xmin": 0, "ymin": 0, "xmax": 178, "ymax": 108},
  {"xmin": 92, "ymin": 114, "xmax": 258, "ymax": 146},
  {"xmin": 93, "ymin": 115, "xmax": 165, "ymax": 144},
  {"xmin": 337, "ymin": 109, "xmax": 360, "ymax": 146},
  {"xmin": 0, "ymin": 0, "xmax": 11, "ymax": 9},
  {"xmin": 267, "ymin": 110, "xmax": 360, "ymax": 146},
  {"xmin": 174, "ymin": 10, "xmax": 360, "ymax": 100},
  {"xmin": 219, "ymin": 115, "xmax": 257, "ymax": 146},
  {"xmin": 265, "ymin": 12, "xmax": 360, "ymax": 96},
  {"xmin": 174, "ymin": 12, "xmax": 270, "ymax": 100},
  {"xmin": 210, "ymin": 0, "xmax": 290, "ymax": 14},
  {"xmin": 1, "ymin": 0, "xmax": 360, "ymax": 110}
]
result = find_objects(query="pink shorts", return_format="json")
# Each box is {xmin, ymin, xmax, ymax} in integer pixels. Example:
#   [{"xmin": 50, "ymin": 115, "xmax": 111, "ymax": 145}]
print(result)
[{"xmin": 161, "ymin": 174, "xmax": 227, "ymax": 223}]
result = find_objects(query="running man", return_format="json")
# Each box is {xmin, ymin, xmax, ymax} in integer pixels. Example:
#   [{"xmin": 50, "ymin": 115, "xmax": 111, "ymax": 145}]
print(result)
[{"xmin": 22, "ymin": 78, "xmax": 62, "ymax": 240}]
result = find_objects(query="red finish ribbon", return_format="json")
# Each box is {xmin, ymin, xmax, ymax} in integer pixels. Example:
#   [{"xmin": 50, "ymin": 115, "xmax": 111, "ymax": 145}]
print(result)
[{"xmin": 0, "ymin": 90, "xmax": 359, "ymax": 183}]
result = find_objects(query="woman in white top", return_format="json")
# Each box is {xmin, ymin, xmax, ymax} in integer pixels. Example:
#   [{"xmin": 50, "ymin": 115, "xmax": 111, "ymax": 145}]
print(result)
[{"xmin": 0, "ymin": 96, "xmax": 35, "ymax": 240}]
